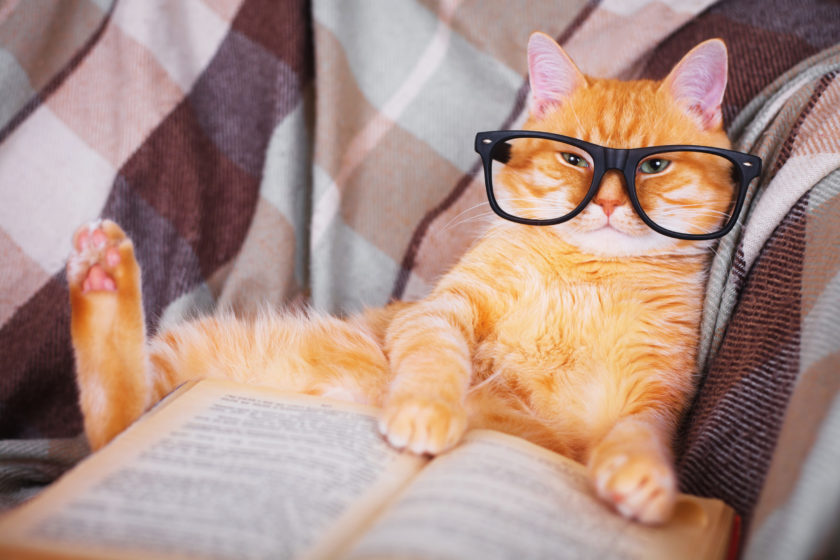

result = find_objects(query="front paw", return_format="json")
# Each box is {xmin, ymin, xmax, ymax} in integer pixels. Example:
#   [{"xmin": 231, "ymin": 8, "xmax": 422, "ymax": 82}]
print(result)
[
  {"xmin": 588, "ymin": 442, "xmax": 677, "ymax": 525},
  {"xmin": 379, "ymin": 396, "xmax": 467, "ymax": 455}
]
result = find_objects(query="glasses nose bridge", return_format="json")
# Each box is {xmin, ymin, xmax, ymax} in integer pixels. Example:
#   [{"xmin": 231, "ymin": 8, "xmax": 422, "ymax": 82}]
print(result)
[
  {"xmin": 602, "ymin": 147, "xmax": 629, "ymax": 172},
  {"xmin": 593, "ymin": 147, "xmax": 632, "ymax": 198}
]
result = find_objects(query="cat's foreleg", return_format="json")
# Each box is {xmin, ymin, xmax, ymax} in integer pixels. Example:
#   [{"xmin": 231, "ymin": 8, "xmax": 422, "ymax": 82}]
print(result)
[
  {"xmin": 587, "ymin": 409, "xmax": 679, "ymax": 525},
  {"xmin": 67, "ymin": 220, "xmax": 150, "ymax": 450},
  {"xmin": 379, "ymin": 293, "xmax": 476, "ymax": 455}
]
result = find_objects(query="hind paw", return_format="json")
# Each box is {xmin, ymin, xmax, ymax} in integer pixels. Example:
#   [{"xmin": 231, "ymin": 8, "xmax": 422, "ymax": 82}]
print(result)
[{"xmin": 67, "ymin": 220, "xmax": 135, "ymax": 294}]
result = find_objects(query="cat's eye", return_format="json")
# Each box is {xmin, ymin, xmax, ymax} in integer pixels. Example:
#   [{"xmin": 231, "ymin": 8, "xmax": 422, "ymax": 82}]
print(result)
[
  {"xmin": 560, "ymin": 152, "xmax": 589, "ymax": 168},
  {"xmin": 639, "ymin": 158, "xmax": 670, "ymax": 174}
]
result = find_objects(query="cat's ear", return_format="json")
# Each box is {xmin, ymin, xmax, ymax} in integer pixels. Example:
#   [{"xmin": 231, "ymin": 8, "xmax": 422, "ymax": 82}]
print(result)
[
  {"xmin": 662, "ymin": 39, "xmax": 728, "ymax": 130},
  {"xmin": 527, "ymin": 32, "xmax": 586, "ymax": 117}
]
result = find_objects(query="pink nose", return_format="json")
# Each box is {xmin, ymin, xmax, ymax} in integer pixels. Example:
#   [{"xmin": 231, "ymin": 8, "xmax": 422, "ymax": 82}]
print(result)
[{"xmin": 595, "ymin": 197, "xmax": 620, "ymax": 217}]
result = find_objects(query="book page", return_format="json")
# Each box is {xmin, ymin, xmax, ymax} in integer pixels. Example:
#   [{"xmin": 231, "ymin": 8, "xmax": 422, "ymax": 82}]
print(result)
[
  {"xmin": 0, "ymin": 380, "xmax": 424, "ymax": 560},
  {"xmin": 343, "ymin": 430, "xmax": 733, "ymax": 560}
]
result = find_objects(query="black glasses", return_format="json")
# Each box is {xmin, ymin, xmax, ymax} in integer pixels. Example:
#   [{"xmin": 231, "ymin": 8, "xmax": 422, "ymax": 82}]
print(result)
[{"xmin": 475, "ymin": 130, "xmax": 762, "ymax": 240}]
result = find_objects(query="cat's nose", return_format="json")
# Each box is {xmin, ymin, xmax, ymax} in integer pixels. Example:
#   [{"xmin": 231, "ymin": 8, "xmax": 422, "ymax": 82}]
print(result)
[
  {"xmin": 596, "ymin": 198, "xmax": 621, "ymax": 217},
  {"xmin": 593, "ymin": 172, "xmax": 627, "ymax": 217}
]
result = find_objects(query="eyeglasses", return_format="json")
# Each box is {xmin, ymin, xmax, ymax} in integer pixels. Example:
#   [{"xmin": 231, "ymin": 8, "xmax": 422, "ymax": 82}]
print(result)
[{"xmin": 474, "ymin": 130, "xmax": 762, "ymax": 240}]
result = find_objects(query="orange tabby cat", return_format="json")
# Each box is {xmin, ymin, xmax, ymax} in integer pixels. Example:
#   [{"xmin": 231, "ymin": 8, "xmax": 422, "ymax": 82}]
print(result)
[{"xmin": 68, "ymin": 33, "xmax": 732, "ymax": 525}]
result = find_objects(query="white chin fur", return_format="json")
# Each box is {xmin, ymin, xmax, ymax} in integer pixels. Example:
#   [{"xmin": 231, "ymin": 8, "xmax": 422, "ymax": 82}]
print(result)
[{"xmin": 557, "ymin": 225, "xmax": 679, "ymax": 257}]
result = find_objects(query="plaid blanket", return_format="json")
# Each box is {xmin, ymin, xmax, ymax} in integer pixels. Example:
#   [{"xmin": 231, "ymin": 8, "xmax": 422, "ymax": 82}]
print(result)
[{"xmin": 0, "ymin": 0, "xmax": 838, "ymax": 557}]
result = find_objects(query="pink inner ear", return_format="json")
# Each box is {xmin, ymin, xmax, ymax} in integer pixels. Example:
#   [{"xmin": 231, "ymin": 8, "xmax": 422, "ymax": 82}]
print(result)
[
  {"xmin": 527, "ymin": 33, "xmax": 583, "ymax": 116},
  {"xmin": 667, "ymin": 40, "xmax": 728, "ymax": 128}
]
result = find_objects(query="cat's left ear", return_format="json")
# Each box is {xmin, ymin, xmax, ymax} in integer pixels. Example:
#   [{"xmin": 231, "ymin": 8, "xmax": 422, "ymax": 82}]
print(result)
[
  {"xmin": 661, "ymin": 39, "xmax": 728, "ymax": 130},
  {"xmin": 527, "ymin": 32, "xmax": 587, "ymax": 117}
]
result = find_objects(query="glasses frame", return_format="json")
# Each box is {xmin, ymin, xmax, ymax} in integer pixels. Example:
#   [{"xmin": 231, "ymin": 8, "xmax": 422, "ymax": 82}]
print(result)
[{"xmin": 475, "ymin": 130, "xmax": 762, "ymax": 240}]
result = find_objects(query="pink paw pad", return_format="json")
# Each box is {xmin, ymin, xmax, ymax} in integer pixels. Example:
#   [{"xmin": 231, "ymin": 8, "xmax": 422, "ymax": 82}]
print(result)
[
  {"xmin": 82, "ymin": 264, "xmax": 117, "ymax": 293},
  {"xmin": 70, "ymin": 222, "xmax": 125, "ymax": 294}
]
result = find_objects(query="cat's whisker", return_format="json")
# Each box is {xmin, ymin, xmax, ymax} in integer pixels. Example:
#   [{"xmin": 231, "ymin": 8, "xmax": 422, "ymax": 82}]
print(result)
[
  {"xmin": 442, "ymin": 201, "xmax": 494, "ymax": 225},
  {"xmin": 655, "ymin": 208, "xmax": 731, "ymax": 216},
  {"xmin": 495, "ymin": 198, "xmax": 577, "ymax": 219},
  {"xmin": 664, "ymin": 202, "xmax": 726, "ymax": 207},
  {"xmin": 456, "ymin": 213, "xmax": 497, "ymax": 230},
  {"xmin": 567, "ymin": 96, "xmax": 586, "ymax": 138},
  {"xmin": 439, "ymin": 212, "xmax": 497, "ymax": 235},
  {"xmin": 707, "ymin": 244, "xmax": 725, "ymax": 260},
  {"xmin": 438, "ymin": 202, "xmax": 497, "ymax": 234},
  {"xmin": 653, "ymin": 209, "xmax": 732, "ymax": 220},
  {"xmin": 496, "ymin": 196, "xmax": 574, "ymax": 207},
  {"xmin": 654, "ymin": 203, "xmax": 732, "ymax": 211}
]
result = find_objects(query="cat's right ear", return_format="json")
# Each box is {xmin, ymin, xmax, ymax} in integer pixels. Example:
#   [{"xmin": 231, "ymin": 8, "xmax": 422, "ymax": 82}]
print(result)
[
  {"xmin": 661, "ymin": 39, "xmax": 728, "ymax": 130},
  {"xmin": 527, "ymin": 32, "xmax": 586, "ymax": 117}
]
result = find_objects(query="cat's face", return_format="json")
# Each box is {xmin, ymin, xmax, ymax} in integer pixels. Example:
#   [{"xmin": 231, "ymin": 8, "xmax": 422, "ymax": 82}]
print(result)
[{"xmin": 495, "ymin": 35, "xmax": 732, "ymax": 257}]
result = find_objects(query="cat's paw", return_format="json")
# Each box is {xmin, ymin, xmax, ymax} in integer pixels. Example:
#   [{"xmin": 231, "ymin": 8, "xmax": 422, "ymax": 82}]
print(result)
[
  {"xmin": 379, "ymin": 396, "xmax": 467, "ymax": 455},
  {"xmin": 67, "ymin": 220, "xmax": 134, "ymax": 295},
  {"xmin": 588, "ymin": 442, "xmax": 677, "ymax": 525}
]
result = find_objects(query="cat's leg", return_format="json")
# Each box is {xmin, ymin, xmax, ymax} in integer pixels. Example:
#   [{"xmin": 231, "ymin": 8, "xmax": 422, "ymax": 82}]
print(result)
[
  {"xmin": 587, "ymin": 412, "xmax": 678, "ymax": 524},
  {"xmin": 379, "ymin": 294, "xmax": 474, "ymax": 455},
  {"xmin": 67, "ymin": 220, "xmax": 150, "ymax": 450}
]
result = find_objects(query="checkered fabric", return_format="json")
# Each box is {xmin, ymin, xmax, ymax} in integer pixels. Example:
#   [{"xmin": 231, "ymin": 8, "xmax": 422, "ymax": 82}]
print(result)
[{"xmin": 0, "ymin": 1, "xmax": 837, "ymax": 556}]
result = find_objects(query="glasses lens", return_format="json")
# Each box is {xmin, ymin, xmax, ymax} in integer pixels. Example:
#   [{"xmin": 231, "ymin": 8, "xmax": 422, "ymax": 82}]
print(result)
[
  {"xmin": 634, "ymin": 151, "xmax": 739, "ymax": 236},
  {"xmin": 489, "ymin": 137, "xmax": 594, "ymax": 222}
]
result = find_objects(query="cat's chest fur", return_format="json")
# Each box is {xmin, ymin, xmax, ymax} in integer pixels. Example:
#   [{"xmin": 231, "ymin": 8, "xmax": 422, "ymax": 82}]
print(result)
[
  {"xmin": 476, "ymin": 265, "xmax": 672, "ymax": 374},
  {"xmin": 470, "ymin": 249, "xmax": 705, "ymax": 443}
]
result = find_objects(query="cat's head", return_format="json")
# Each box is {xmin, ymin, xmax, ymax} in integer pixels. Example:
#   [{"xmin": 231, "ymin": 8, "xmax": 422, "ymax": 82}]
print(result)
[{"xmin": 495, "ymin": 33, "xmax": 733, "ymax": 257}]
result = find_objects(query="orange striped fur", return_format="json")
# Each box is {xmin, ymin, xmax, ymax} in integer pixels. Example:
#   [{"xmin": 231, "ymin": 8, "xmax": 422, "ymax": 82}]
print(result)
[{"xmin": 69, "ymin": 35, "xmax": 732, "ymax": 524}]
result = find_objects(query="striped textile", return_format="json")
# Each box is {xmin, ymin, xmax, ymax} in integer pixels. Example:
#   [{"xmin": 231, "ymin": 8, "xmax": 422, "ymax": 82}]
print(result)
[
  {"xmin": 679, "ymin": 47, "xmax": 840, "ymax": 557},
  {"xmin": 0, "ymin": 1, "xmax": 838, "ymax": 557}
]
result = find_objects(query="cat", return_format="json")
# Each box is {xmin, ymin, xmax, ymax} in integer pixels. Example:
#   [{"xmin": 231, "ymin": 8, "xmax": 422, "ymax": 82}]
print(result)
[{"xmin": 67, "ymin": 32, "xmax": 733, "ymax": 525}]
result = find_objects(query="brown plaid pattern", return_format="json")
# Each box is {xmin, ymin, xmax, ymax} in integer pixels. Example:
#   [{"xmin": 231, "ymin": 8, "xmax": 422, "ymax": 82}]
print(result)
[{"xmin": 0, "ymin": 1, "xmax": 838, "ymax": 556}]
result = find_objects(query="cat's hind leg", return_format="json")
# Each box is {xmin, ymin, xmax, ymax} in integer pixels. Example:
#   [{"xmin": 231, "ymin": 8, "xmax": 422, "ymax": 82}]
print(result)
[{"xmin": 67, "ymin": 220, "xmax": 149, "ymax": 450}]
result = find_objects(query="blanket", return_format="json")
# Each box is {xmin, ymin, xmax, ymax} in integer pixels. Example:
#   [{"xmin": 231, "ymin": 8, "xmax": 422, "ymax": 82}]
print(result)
[
  {"xmin": 0, "ymin": 1, "xmax": 838, "ymax": 557},
  {"xmin": 681, "ymin": 43, "xmax": 840, "ymax": 560}
]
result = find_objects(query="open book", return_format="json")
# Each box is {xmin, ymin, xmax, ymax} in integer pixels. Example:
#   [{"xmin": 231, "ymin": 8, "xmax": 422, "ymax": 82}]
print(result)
[{"xmin": 0, "ymin": 379, "xmax": 736, "ymax": 560}]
